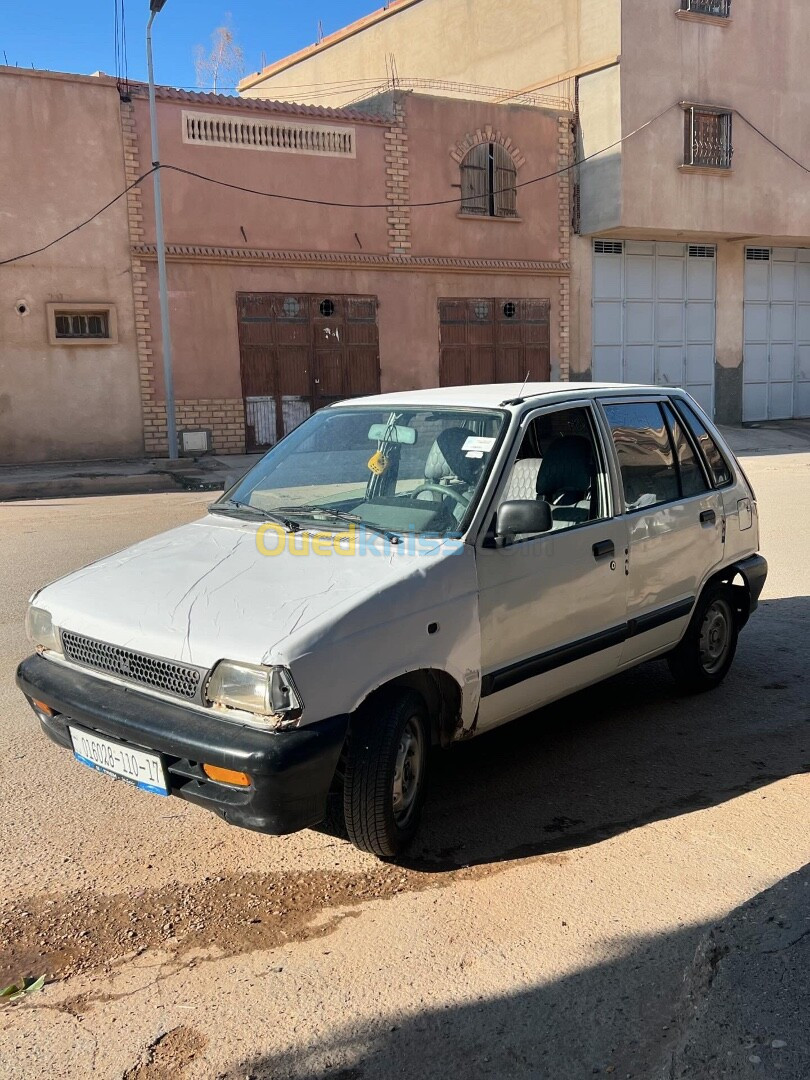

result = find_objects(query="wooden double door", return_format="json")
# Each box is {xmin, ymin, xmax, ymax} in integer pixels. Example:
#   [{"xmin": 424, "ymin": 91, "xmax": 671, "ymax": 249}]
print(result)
[
  {"xmin": 439, "ymin": 298, "xmax": 551, "ymax": 386},
  {"xmin": 237, "ymin": 292, "xmax": 380, "ymax": 450}
]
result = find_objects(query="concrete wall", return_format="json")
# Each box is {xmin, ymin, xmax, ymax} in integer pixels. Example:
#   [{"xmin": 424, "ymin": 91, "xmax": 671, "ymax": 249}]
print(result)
[
  {"xmin": 240, "ymin": 0, "xmax": 620, "ymax": 104},
  {"xmin": 0, "ymin": 69, "xmax": 144, "ymax": 463},
  {"xmin": 404, "ymin": 95, "xmax": 564, "ymax": 261},
  {"xmin": 577, "ymin": 64, "xmax": 622, "ymax": 235},
  {"xmin": 618, "ymin": 0, "xmax": 810, "ymax": 241},
  {"xmin": 612, "ymin": 0, "xmax": 810, "ymax": 422}
]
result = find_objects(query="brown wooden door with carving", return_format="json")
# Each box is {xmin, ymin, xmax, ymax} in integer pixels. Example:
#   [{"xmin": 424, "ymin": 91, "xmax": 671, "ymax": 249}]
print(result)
[
  {"xmin": 438, "ymin": 298, "xmax": 550, "ymax": 386},
  {"xmin": 237, "ymin": 293, "xmax": 380, "ymax": 451}
]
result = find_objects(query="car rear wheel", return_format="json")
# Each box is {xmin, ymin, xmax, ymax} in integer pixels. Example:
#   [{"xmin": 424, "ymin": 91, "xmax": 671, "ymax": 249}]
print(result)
[
  {"xmin": 343, "ymin": 691, "xmax": 429, "ymax": 858},
  {"xmin": 667, "ymin": 582, "xmax": 739, "ymax": 693}
]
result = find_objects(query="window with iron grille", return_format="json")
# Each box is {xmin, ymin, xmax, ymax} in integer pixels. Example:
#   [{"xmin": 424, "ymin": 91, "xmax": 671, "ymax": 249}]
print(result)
[
  {"xmin": 460, "ymin": 143, "xmax": 518, "ymax": 218},
  {"xmin": 680, "ymin": 0, "xmax": 731, "ymax": 16},
  {"xmin": 54, "ymin": 311, "xmax": 110, "ymax": 339},
  {"xmin": 684, "ymin": 107, "xmax": 733, "ymax": 169},
  {"xmin": 47, "ymin": 303, "xmax": 117, "ymax": 346}
]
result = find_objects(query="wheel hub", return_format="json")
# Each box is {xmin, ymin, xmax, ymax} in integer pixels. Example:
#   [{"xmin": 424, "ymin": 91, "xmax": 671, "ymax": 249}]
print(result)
[
  {"xmin": 392, "ymin": 717, "xmax": 424, "ymax": 827},
  {"xmin": 699, "ymin": 599, "xmax": 732, "ymax": 674}
]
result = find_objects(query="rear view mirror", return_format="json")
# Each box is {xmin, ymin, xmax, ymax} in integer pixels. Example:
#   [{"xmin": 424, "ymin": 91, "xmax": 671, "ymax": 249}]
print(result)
[
  {"xmin": 367, "ymin": 423, "xmax": 417, "ymax": 445},
  {"xmin": 495, "ymin": 499, "xmax": 553, "ymax": 543}
]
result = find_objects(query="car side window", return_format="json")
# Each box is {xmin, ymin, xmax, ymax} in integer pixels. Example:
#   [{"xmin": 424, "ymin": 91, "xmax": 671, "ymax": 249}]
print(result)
[
  {"xmin": 604, "ymin": 402, "xmax": 679, "ymax": 511},
  {"xmin": 674, "ymin": 401, "xmax": 732, "ymax": 487},
  {"xmin": 500, "ymin": 406, "xmax": 605, "ymax": 533},
  {"xmin": 661, "ymin": 402, "xmax": 710, "ymax": 498}
]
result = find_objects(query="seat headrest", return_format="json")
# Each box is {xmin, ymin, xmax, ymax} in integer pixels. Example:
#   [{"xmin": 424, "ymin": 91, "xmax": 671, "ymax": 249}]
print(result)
[
  {"xmin": 424, "ymin": 427, "xmax": 481, "ymax": 485},
  {"xmin": 536, "ymin": 435, "xmax": 593, "ymax": 497}
]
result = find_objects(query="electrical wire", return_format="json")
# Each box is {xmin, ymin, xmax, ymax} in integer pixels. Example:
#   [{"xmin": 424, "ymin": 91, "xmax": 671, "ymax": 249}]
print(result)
[
  {"xmin": 0, "ymin": 168, "xmax": 156, "ymax": 267},
  {"xmin": 734, "ymin": 108, "xmax": 810, "ymax": 174},
  {"xmin": 2, "ymin": 101, "xmax": 808, "ymax": 267},
  {"xmin": 162, "ymin": 102, "xmax": 678, "ymax": 211}
]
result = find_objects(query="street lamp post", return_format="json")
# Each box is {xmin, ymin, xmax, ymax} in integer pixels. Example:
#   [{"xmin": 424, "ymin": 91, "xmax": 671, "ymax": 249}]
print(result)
[{"xmin": 146, "ymin": 0, "xmax": 178, "ymax": 460}]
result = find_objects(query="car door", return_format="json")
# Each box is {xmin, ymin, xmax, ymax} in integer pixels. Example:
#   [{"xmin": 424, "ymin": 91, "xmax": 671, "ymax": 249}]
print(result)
[
  {"xmin": 598, "ymin": 397, "xmax": 725, "ymax": 665},
  {"xmin": 476, "ymin": 401, "xmax": 629, "ymax": 733}
]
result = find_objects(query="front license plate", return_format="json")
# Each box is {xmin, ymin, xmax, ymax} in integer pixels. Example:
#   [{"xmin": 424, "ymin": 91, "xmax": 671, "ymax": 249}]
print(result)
[{"xmin": 68, "ymin": 725, "xmax": 169, "ymax": 796}]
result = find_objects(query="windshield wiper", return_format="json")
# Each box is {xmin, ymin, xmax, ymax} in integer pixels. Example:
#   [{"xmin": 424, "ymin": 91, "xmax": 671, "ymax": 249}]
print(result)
[
  {"xmin": 275, "ymin": 504, "xmax": 402, "ymax": 545},
  {"xmin": 209, "ymin": 500, "xmax": 299, "ymax": 532}
]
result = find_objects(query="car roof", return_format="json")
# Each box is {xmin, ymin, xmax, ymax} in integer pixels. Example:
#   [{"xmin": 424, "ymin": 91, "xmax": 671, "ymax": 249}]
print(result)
[{"xmin": 332, "ymin": 382, "xmax": 678, "ymax": 411}]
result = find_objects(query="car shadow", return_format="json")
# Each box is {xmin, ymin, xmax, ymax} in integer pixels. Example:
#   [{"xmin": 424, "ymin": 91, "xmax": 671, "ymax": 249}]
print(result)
[
  {"xmin": 403, "ymin": 594, "xmax": 809, "ymax": 871},
  {"xmin": 224, "ymin": 864, "xmax": 810, "ymax": 1080}
]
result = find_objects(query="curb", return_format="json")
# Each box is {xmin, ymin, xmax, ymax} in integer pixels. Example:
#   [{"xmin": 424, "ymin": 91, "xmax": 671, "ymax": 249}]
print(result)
[{"xmin": 0, "ymin": 474, "xmax": 187, "ymax": 503}]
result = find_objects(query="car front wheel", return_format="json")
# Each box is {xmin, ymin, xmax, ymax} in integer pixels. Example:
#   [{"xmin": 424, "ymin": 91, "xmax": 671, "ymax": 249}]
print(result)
[
  {"xmin": 343, "ymin": 691, "xmax": 429, "ymax": 858},
  {"xmin": 667, "ymin": 582, "xmax": 739, "ymax": 693}
]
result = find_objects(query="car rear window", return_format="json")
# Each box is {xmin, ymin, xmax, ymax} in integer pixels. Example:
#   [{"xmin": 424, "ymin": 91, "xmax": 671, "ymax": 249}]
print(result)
[{"xmin": 674, "ymin": 401, "xmax": 732, "ymax": 487}]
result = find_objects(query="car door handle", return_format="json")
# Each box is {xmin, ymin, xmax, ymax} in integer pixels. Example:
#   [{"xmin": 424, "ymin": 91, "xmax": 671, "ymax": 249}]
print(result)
[
  {"xmin": 592, "ymin": 539, "xmax": 615, "ymax": 560},
  {"xmin": 700, "ymin": 509, "xmax": 716, "ymax": 525}
]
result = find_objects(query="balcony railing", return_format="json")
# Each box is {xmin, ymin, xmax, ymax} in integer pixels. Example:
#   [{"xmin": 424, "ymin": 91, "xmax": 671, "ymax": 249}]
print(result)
[{"xmin": 680, "ymin": 0, "xmax": 731, "ymax": 16}]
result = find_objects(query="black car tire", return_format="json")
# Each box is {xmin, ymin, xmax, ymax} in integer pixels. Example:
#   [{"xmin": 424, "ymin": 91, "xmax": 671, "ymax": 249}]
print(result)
[
  {"xmin": 343, "ymin": 691, "xmax": 429, "ymax": 858},
  {"xmin": 667, "ymin": 582, "xmax": 739, "ymax": 693}
]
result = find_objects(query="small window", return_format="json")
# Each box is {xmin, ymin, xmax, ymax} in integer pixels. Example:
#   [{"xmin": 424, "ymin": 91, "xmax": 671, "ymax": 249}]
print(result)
[
  {"xmin": 604, "ymin": 402, "xmax": 680, "ymax": 511},
  {"xmin": 55, "ymin": 311, "xmax": 109, "ymax": 339},
  {"xmin": 500, "ymin": 406, "xmax": 604, "ymax": 535},
  {"xmin": 674, "ymin": 400, "xmax": 732, "ymax": 487},
  {"xmin": 460, "ymin": 143, "xmax": 517, "ymax": 219},
  {"xmin": 684, "ymin": 107, "xmax": 733, "ymax": 169},
  {"xmin": 661, "ymin": 402, "xmax": 710, "ymax": 498},
  {"xmin": 47, "ymin": 303, "xmax": 117, "ymax": 346},
  {"xmin": 680, "ymin": 0, "xmax": 731, "ymax": 15}
]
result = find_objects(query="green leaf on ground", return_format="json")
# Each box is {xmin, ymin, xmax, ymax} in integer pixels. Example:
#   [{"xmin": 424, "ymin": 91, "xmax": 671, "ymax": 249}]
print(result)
[{"xmin": 1, "ymin": 976, "xmax": 46, "ymax": 1002}]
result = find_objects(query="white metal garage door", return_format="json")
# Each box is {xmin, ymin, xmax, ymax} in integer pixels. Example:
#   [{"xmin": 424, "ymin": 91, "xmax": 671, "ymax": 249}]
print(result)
[
  {"xmin": 592, "ymin": 240, "xmax": 716, "ymax": 415},
  {"xmin": 743, "ymin": 247, "xmax": 810, "ymax": 421}
]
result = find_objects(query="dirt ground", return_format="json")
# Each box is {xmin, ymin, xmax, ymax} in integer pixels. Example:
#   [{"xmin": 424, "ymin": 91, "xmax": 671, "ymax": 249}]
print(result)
[{"xmin": 0, "ymin": 449, "xmax": 807, "ymax": 1078}]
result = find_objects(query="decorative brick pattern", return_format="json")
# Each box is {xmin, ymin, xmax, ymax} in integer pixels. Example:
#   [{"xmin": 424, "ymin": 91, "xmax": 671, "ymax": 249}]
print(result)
[
  {"xmin": 143, "ymin": 400, "xmax": 246, "ymax": 456},
  {"xmin": 449, "ymin": 127, "xmax": 526, "ymax": 170},
  {"xmin": 557, "ymin": 116, "xmax": 572, "ymax": 381},
  {"xmin": 385, "ymin": 98, "xmax": 411, "ymax": 255},
  {"xmin": 120, "ymin": 99, "xmax": 157, "ymax": 451}
]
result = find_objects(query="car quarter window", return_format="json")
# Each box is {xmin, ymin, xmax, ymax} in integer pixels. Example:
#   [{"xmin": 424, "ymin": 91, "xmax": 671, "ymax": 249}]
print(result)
[
  {"xmin": 500, "ymin": 405, "xmax": 606, "ymax": 533},
  {"xmin": 661, "ymin": 402, "xmax": 710, "ymax": 498},
  {"xmin": 603, "ymin": 401, "xmax": 680, "ymax": 511},
  {"xmin": 673, "ymin": 400, "xmax": 732, "ymax": 487}
]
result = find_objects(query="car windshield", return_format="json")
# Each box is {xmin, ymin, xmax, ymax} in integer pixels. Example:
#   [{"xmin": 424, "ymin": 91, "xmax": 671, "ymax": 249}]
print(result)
[{"xmin": 219, "ymin": 406, "xmax": 507, "ymax": 538}]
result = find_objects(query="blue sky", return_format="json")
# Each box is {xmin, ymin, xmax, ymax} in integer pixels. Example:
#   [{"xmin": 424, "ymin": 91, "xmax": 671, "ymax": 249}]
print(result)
[{"xmin": 1, "ymin": 1, "xmax": 383, "ymax": 90}]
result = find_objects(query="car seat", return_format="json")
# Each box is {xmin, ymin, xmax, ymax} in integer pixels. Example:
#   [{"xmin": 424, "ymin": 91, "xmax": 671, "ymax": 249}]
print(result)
[{"xmin": 535, "ymin": 435, "xmax": 595, "ymax": 528}]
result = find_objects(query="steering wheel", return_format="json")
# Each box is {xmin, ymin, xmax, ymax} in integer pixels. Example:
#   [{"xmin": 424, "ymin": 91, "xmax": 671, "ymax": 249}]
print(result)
[{"xmin": 409, "ymin": 483, "xmax": 471, "ymax": 511}]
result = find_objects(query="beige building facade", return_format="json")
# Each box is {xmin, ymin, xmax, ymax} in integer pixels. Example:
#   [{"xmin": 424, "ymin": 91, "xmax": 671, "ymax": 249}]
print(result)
[
  {"xmin": 244, "ymin": 0, "xmax": 810, "ymax": 423},
  {"xmin": 0, "ymin": 68, "xmax": 145, "ymax": 463}
]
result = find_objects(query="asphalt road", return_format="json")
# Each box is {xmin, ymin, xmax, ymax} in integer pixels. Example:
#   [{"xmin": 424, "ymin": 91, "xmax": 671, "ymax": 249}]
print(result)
[{"xmin": 0, "ymin": 454, "xmax": 807, "ymax": 1079}]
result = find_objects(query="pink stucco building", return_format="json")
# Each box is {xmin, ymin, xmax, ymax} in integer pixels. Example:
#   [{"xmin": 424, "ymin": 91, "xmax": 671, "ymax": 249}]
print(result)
[
  {"xmin": 128, "ymin": 86, "xmax": 571, "ymax": 455},
  {"xmin": 0, "ymin": 66, "xmax": 570, "ymax": 461}
]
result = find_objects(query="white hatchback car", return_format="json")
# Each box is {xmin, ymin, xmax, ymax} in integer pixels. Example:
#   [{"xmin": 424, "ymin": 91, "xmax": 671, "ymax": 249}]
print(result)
[{"xmin": 19, "ymin": 384, "xmax": 766, "ymax": 857}]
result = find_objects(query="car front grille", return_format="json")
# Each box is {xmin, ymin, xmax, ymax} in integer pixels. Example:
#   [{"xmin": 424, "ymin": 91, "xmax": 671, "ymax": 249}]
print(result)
[{"xmin": 61, "ymin": 630, "xmax": 206, "ymax": 702}]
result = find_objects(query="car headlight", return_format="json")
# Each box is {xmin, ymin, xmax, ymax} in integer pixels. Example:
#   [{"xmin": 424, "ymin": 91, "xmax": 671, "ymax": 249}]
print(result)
[
  {"xmin": 25, "ymin": 606, "xmax": 63, "ymax": 655},
  {"xmin": 206, "ymin": 661, "xmax": 303, "ymax": 728}
]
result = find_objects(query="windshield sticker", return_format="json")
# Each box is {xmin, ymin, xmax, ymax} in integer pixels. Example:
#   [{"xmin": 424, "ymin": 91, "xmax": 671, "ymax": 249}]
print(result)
[
  {"xmin": 462, "ymin": 435, "xmax": 496, "ymax": 453},
  {"xmin": 465, "ymin": 450, "xmax": 484, "ymax": 459}
]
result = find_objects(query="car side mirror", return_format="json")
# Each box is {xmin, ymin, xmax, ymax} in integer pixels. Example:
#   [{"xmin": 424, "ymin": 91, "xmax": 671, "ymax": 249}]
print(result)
[{"xmin": 495, "ymin": 499, "xmax": 553, "ymax": 545}]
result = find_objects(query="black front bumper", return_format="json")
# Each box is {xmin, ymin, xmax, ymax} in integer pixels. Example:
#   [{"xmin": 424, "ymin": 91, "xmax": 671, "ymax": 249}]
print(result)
[{"xmin": 16, "ymin": 654, "xmax": 348, "ymax": 836}]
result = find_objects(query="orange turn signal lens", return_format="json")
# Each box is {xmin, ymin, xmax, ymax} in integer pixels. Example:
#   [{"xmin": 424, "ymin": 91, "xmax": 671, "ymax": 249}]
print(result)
[
  {"xmin": 31, "ymin": 698, "xmax": 54, "ymax": 717},
  {"xmin": 202, "ymin": 764, "xmax": 250, "ymax": 787}
]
